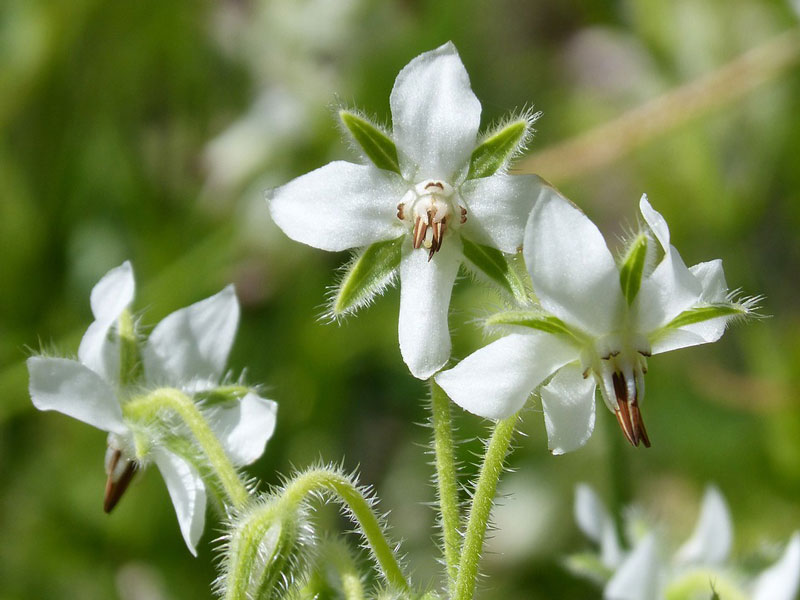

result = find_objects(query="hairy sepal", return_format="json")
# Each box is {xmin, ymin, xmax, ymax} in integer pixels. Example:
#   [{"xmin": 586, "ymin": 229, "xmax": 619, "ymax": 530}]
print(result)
[
  {"xmin": 339, "ymin": 110, "xmax": 401, "ymax": 175},
  {"xmin": 618, "ymin": 233, "xmax": 648, "ymax": 305},
  {"xmin": 664, "ymin": 303, "xmax": 751, "ymax": 329},
  {"xmin": 330, "ymin": 236, "xmax": 403, "ymax": 318},
  {"xmin": 485, "ymin": 310, "xmax": 574, "ymax": 337},
  {"xmin": 217, "ymin": 498, "xmax": 306, "ymax": 600},
  {"xmin": 461, "ymin": 237, "xmax": 529, "ymax": 304},
  {"xmin": 466, "ymin": 112, "xmax": 538, "ymax": 180}
]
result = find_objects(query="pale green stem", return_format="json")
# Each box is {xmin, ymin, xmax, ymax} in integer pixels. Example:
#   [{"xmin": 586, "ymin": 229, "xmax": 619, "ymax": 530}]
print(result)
[
  {"xmin": 124, "ymin": 387, "xmax": 251, "ymax": 509},
  {"xmin": 324, "ymin": 539, "xmax": 366, "ymax": 600},
  {"xmin": 430, "ymin": 381, "xmax": 461, "ymax": 591},
  {"xmin": 517, "ymin": 27, "xmax": 800, "ymax": 181},
  {"xmin": 280, "ymin": 469, "xmax": 409, "ymax": 593},
  {"xmin": 454, "ymin": 415, "xmax": 518, "ymax": 600}
]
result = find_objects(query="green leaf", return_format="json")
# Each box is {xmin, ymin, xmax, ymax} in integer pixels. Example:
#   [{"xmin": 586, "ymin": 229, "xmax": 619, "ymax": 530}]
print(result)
[
  {"xmin": 331, "ymin": 236, "xmax": 404, "ymax": 316},
  {"xmin": 339, "ymin": 110, "xmax": 401, "ymax": 174},
  {"xmin": 467, "ymin": 119, "xmax": 528, "ymax": 180},
  {"xmin": 460, "ymin": 237, "xmax": 529, "ymax": 303},
  {"xmin": 618, "ymin": 233, "xmax": 648, "ymax": 305},
  {"xmin": 485, "ymin": 310, "xmax": 574, "ymax": 337},
  {"xmin": 663, "ymin": 304, "xmax": 745, "ymax": 329}
]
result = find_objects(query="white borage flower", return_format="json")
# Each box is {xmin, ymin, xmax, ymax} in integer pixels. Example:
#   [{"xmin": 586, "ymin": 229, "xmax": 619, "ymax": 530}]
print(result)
[
  {"xmin": 436, "ymin": 186, "xmax": 759, "ymax": 452},
  {"xmin": 267, "ymin": 41, "xmax": 544, "ymax": 380},
  {"xmin": 569, "ymin": 484, "xmax": 800, "ymax": 600},
  {"xmin": 27, "ymin": 261, "xmax": 277, "ymax": 555}
]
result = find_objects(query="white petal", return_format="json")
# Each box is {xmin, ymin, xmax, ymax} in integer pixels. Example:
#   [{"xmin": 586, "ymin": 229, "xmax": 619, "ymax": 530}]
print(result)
[
  {"xmin": 460, "ymin": 174, "xmax": 542, "ymax": 253},
  {"xmin": 78, "ymin": 261, "xmax": 136, "ymax": 382},
  {"xmin": 635, "ymin": 197, "xmax": 703, "ymax": 334},
  {"xmin": 211, "ymin": 393, "xmax": 277, "ymax": 466},
  {"xmin": 540, "ymin": 364, "xmax": 597, "ymax": 455},
  {"xmin": 144, "ymin": 286, "xmax": 239, "ymax": 386},
  {"xmin": 267, "ymin": 161, "xmax": 406, "ymax": 252},
  {"xmin": 27, "ymin": 357, "xmax": 127, "ymax": 435},
  {"xmin": 753, "ymin": 532, "xmax": 800, "ymax": 600},
  {"xmin": 575, "ymin": 484, "xmax": 624, "ymax": 568},
  {"xmin": 153, "ymin": 449, "xmax": 206, "ymax": 556},
  {"xmin": 398, "ymin": 240, "xmax": 462, "ymax": 379},
  {"xmin": 675, "ymin": 485, "xmax": 732, "ymax": 566},
  {"xmin": 650, "ymin": 259, "xmax": 731, "ymax": 355},
  {"xmin": 390, "ymin": 42, "xmax": 481, "ymax": 181},
  {"xmin": 524, "ymin": 186, "xmax": 624, "ymax": 337},
  {"xmin": 435, "ymin": 332, "xmax": 578, "ymax": 419},
  {"xmin": 604, "ymin": 534, "xmax": 662, "ymax": 600}
]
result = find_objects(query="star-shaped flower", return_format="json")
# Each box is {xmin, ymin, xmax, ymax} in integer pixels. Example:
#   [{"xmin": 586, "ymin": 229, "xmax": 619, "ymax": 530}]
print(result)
[
  {"xmin": 570, "ymin": 484, "xmax": 800, "ymax": 600},
  {"xmin": 267, "ymin": 42, "xmax": 543, "ymax": 379},
  {"xmin": 436, "ymin": 186, "xmax": 757, "ymax": 452},
  {"xmin": 27, "ymin": 262, "xmax": 277, "ymax": 555}
]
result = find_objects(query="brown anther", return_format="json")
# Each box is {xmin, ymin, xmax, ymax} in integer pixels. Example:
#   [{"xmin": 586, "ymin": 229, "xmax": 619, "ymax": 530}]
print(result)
[
  {"xmin": 396, "ymin": 203, "xmax": 405, "ymax": 220},
  {"xmin": 412, "ymin": 209, "xmax": 433, "ymax": 250},
  {"xmin": 638, "ymin": 349, "xmax": 652, "ymax": 357},
  {"xmin": 425, "ymin": 181, "xmax": 444, "ymax": 191},
  {"xmin": 428, "ymin": 218, "xmax": 447, "ymax": 261},
  {"xmin": 460, "ymin": 206, "xmax": 467, "ymax": 224},
  {"xmin": 104, "ymin": 449, "xmax": 137, "ymax": 513},
  {"xmin": 611, "ymin": 371, "xmax": 650, "ymax": 448}
]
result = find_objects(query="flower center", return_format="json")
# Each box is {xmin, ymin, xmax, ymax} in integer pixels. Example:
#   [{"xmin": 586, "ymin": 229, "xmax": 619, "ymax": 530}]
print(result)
[
  {"xmin": 396, "ymin": 179, "xmax": 467, "ymax": 261},
  {"xmin": 584, "ymin": 335, "xmax": 652, "ymax": 448}
]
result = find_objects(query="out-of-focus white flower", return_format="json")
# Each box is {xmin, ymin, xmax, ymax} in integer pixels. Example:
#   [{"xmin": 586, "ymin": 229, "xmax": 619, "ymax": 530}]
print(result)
[
  {"xmin": 28, "ymin": 262, "xmax": 277, "ymax": 555},
  {"xmin": 268, "ymin": 42, "xmax": 542, "ymax": 380},
  {"xmin": 436, "ymin": 188, "xmax": 757, "ymax": 452},
  {"xmin": 569, "ymin": 484, "xmax": 800, "ymax": 600}
]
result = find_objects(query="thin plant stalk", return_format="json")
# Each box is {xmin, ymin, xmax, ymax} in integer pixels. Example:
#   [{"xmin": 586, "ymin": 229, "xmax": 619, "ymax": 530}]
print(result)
[{"xmin": 454, "ymin": 414, "xmax": 518, "ymax": 600}]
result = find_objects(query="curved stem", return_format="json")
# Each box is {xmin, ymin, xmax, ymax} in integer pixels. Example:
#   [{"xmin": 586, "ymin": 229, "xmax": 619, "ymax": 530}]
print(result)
[
  {"xmin": 124, "ymin": 388, "xmax": 250, "ymax": 510},
  {"xmin": 430, "ymin": 381, "xmax": 461, "ymax": 591},
  {"xmin": 517, "ymin": 27, "xmax": 800, "ymax": 181},
  {"xmin": 281, "ymin": 469, "xmax": 409, "ymax": 593},
  {"xmin": 323, "ymin": 539, "xmax": 366, "ymax": 600},
  {"xmin": 454, "ymin": 414, "xmax": 518, "ymax": 600}
]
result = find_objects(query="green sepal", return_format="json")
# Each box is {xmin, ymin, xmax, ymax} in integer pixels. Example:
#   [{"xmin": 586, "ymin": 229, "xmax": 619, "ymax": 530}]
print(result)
[
  {"xmin": 561, "ymin": 552, "xmax": 613, "ymax": 586},
  {"xmin": 467, "ymin": 119, "xmax": 529, "ymax": 180},
  {"xmin": 339, "ymin": 110, "xmax": 401, "ymax": 175},
  {"xmin": 485, "ymin": 310, "xmax": 573, "ymax": 337},
  {"xmin": 331, "ymin": 236, "xmax": 404, "ymax": 317},
  {"xmin": 664, "ymin": 304, "xmax": 744, "ymax": 329},
  {"xmin": 618, "ymin": 233, "xmax": 648, "ymax": 305},
  {"xmin": 193, "ymin": 385, "xmax": 251, "ymax": 407},
  {"xmin": 117, "ymin": 309, "xmax": 143, "ymax": 386},
  {"xmin": 461, "ymin": 237, "xmax": 529, "ymax": 304}
]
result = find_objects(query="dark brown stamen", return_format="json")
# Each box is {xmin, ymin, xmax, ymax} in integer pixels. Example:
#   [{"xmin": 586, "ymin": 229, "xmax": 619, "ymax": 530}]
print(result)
[
  {"xmin": 412, "ymin": 212, "xmax": 429, "ymax": 249},
  {"xmin": 611, "ymin": 371, "xmax": 650, "ymax": 448},
  {"xmin": 460, "ymin": 206, "xmax": 467, "ymax": 224},
  {"xmin": 425, "ymin": 181, "xmax": 444, "ymax": 190},
  {"xmin": 396, "ymin": 203, "xmax": 405, "ymax": 220},
  {"xmin": 104, "ymin": 450, "xmax": 137, "ymax": 513},
  {"xmin": 428, "ymin": 218, "xmax": 447, "ymax": 261}
]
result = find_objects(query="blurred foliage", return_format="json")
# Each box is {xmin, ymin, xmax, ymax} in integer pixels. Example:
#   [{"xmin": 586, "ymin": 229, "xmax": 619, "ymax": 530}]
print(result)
[{"xmin": 1, "ymin": 0, "xmax": 799, "ymax": 598}]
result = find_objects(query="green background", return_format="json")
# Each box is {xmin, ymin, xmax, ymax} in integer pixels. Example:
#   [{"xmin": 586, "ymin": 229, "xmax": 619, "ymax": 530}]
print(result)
[{"xmin": 1, "ymin": 0, "xmax": 798, "ymax": 597}]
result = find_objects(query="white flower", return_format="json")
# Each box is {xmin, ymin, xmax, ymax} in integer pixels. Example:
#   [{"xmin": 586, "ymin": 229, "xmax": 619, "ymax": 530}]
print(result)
[
  {"xmin": 27, "ymin": 262, "xmax": 277, "ymax": 555},
  {"xmin": 436, "ymin": 186, "xmax": 756, "ymax": 452},
  {"xmin": 267, "ymin": 42, "xmax": 542, "ymax": 379},
  {"xmin": 572, "ymin": 484, "xmax": 800, "ymax": 600}
]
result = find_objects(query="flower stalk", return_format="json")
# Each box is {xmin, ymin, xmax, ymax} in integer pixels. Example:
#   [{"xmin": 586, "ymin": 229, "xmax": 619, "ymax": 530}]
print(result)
[
  {"xmin": 454, "ymin": 414, "xmax": 518, "ymax": 600},
  {"xmin": 124, "ymin": 388, "xmax": 251, "ymax": 510},
  {"xmin": 430, "ymin": 381, "xmax": 461, "ymax": 591}
]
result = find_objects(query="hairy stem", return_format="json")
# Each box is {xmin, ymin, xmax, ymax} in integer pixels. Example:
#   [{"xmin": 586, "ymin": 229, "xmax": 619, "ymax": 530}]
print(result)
[
  {"xmin": 280, "ymin": 469, "xmax": 409, "ymax": 593},
  {"xmin": 454, "ymin": 415, "xmax": 518, "ymax": 600},
  {"xmin": 430, "ymin": 381, "xmax": 461, "ymax": 591},
  {"xmin": 124, "ymin": 388, "xmax": 250, "ymax": 509}
]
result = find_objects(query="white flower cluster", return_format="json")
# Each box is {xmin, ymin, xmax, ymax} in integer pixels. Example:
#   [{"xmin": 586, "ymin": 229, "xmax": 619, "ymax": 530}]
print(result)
[
  {"xmin": 570, "ymin": 484, "xmax": 800, "ymax": 600},
  {"xmin": 267, "ymin": 42, "xmax": 754, "ymax": 451},
  {"xmin": 27, "ymin": 262, "xmax": 277, "ymax": 554}
]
